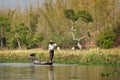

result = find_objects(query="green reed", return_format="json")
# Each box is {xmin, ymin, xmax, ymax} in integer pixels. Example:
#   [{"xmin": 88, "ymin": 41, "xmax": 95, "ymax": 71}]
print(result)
[{"xmin": 0, "ymin": 48, "xmax": 120, "ymax": 65}]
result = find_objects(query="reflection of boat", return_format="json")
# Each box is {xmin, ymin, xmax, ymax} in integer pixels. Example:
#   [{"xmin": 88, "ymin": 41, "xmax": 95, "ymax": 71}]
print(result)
[{"xmin": 29, "ymin": 53, "xmax": 53, "ymax": 65}]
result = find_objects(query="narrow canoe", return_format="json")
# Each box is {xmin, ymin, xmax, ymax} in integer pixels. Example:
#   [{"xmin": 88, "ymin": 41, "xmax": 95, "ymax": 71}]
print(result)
[{"xmin": 33, "ymin": 61, "xmax": 53, "ymax": 65}]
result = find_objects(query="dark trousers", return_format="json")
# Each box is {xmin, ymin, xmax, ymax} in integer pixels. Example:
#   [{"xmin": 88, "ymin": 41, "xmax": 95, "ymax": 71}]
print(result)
[{"xmin": 49, "ymin": 50, "xmax": 54, "ymax": 62}]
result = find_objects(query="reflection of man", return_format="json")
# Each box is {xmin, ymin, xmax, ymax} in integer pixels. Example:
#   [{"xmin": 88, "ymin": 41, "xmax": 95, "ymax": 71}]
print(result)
[
  {"xmin": 30, "ymin": 65, "xmax": 35, "ymax": 80},
  {"xmin": 48, "ymin": 65, "xmax": 54, "ymax": 80}
]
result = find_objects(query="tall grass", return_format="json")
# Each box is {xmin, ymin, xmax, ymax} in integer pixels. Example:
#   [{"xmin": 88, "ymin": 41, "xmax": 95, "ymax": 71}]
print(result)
[
  {"xmin": 0, "ymin": 48, "xmax": 120, "ymax": 65},
  {"xmin": 54, "ymin": 48, "xmax": 120, "ymax": 65},
  {"xmin": 0, "ymin": 49, "xmax": 47, "ymax": 63}
]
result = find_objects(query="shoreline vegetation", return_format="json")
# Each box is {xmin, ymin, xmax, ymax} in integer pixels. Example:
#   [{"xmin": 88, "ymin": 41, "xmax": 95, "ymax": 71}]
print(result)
[{"xmin": 0, "ymin": 48, "xmax": 120, "ymax": 65}]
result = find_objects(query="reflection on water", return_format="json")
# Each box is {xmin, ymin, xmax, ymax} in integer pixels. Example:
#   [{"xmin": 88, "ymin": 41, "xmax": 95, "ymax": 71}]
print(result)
[
  {"xmin": 0, "ymin": 63, "xmax": 120, "ymax": 80},
  {"xmin": 48, "ymin": 65, "xmax": 54, "ymax": 80}
]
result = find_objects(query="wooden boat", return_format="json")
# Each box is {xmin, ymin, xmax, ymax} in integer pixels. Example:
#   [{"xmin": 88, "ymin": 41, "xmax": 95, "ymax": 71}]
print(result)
[
  {"xmin": 32, "ymin": 59, "xmax": 53, "ymax": 65},
  {"xmin": 29, "ymin": 53, "xmax": 53, "ymax": 65},
  {"xmin": 33, "ymin": 61, "xmax": 53, "ymax": 65}
]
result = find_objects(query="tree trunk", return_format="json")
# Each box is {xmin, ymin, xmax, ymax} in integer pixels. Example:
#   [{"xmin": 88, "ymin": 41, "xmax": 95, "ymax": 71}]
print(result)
[
  {"xmin": 15, "ymin": 33, "xmax": 22, "ymax": 50},
  {"xmin": 16, "ymin": 37, "xmax": 21, "ymax": 50},
  {"xmin": 70, "ymin": 20, "xmax": 85, "ymax": 49},
  {"xmin": 77, "ymin": 42, "xmax": 82, "ymax": 49},
  {"xmin": 0, "ymin": 30, "xmax": 3, "ymax": 49},
  {"xmin": 1, "ymin": 39, "xmax": 3, "ymax": 49}
]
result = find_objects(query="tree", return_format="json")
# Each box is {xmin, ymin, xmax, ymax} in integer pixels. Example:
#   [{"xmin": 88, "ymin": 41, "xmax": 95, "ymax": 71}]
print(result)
[
  {"xmin": 29, "ymin": 5, "xmax": 40, "ymax": 33},
  {"xmin": 0, "ymin": 16, "xmax": 10, "ymax": 49},
  {"xmin": 96, "ymin": 27, "xmax": 116, "ymax": 49},
  {"xmin": 11, "ymin": 23, "xmax": 30, "ymax": 49},
  {"xmin": 64, "ymin": 9, "xmax": 93, "ymax": 49},
  {"xmin": 9, "ymin": 23, "xmax": 44, "ymax": 49}
]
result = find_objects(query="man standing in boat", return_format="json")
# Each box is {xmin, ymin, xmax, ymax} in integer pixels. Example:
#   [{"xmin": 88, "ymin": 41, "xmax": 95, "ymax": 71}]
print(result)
[{"xmin": 48, "ymin": 40, "xmax": 57, "ymax": 63}]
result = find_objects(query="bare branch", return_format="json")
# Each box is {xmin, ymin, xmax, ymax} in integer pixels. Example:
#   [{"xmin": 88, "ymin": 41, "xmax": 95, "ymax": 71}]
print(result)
[
  {"xmin": 71, "ymin": 26, "xmax": 86, "ymax": 41},
  {"xmin": 71, "ymin": 26, "xmax": 76, "ymax": 32},
  {"xmin": 70, "ymin": 20, "xmax": 86, "ymax": 49},
  {"xmin": 78, "ymin": 36, "xmax": 86, "ymax": 41},
  {"xmin": 71, "ymin": 32, "xmax": 77, "ymax": 41}
]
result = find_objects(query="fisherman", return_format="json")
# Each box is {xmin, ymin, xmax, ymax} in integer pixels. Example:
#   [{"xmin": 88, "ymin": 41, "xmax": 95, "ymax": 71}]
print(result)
[
  {"xmin": 48, "ymin": 40, "xmax": 57, "ymax": 63},
  {"xmin": 29, "ymin": 53, "xmax": 36, "ymax": 62},
  {"xmin": 29, "ymin": 53, "xmax": 39, "ymax": 64}
]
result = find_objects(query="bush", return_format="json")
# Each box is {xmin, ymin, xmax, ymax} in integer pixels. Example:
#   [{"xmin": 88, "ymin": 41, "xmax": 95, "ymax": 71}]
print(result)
[
  {"xmin": 112, "ymin": 23, "xmax": 120, "ymax": 46},
  {"xmin": 41, "ymin": 33, "xmax": 76, "ymax": 49},
  {"xmin": 25, "ymin": 33, "xmax": 44, "ymax": 49},
  {"xmin": 96, "ymin": 28, "xmax": 116, "ymax": 49},
  {"xmin": 113, "ymin": 23, "xmax": 120, "ymax": 36},
  {"xmin": 58, "ymin": 34, "xmax": 76, "ymax": 49},
  {"xmin": 6, "ymin": 23, "xmax": 44, "ymax": 49},
  {"xmin": 41, "ymin": 33, "xmax": 63, "ymax": 49}
]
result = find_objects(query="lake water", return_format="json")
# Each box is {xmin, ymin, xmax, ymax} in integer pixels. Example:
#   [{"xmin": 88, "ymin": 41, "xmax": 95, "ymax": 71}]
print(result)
[{"xmin": 0, "ymin": 63, "xmax": 120, "ymax": 80}]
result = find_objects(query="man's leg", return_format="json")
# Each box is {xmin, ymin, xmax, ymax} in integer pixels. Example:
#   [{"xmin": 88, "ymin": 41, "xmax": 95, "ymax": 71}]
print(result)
[{"xmin": 50, "ymin": 50, "xmax": 54, "ymax": 63}]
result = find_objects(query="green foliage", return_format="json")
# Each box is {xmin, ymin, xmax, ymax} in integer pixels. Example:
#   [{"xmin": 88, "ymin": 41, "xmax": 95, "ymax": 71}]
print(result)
[
  {"xmin": 113, "ymin": 23, "xmax": 120, "ymax": 36},
  {"xmin": 77, "ymin": 10, "xmax": 93, "ymax": 23},
  {"xmin": 0, "ymin": 0, "xmax": 119, "ymax": 49},
  {"xmin": 64, "ymin": 9, "xmax": 74, "ymax": 19},
  {"xmin": 64, "ymin": 9, "xmax": 78, "ymax": 22},
  {"xmin": 7, "ymin": 23, "xmax": 44, "ymax": 49},
  {"xmin": 96, "ymin": 28, "xmax": 116, "ymax": 49},
  {"xmin": 29, "ymin": 7, "xmax": 40, "ymax": 33},
  {"xmin": 64, "ymin": 9, "xmax": 93, "ymax": 49},
  {"xmin": 0, "ymin": 16, "xmax": 11, "ymax": 36},
  {"xmin": 0, "ymin": 16, "xmax": 10, "ymax": 27},
  {"xmin": 0, "ymin": 16, "xmax": 11, "ymax": 49},
  {"xmin": 96, "ymin": 23, "xmax": 120, "ymax": 49},
  {"xmin": 41, "ymin": 33, "xmax": 63, "ymax": 49},
  {"xmin": 26, "ymin": 33, "xmax": 44, "ymax": 49},
  {"xmin": 14, "ymin": 23, "xmax": 30, "ymax": 48},
  {"xmin": 64, "ymin": 9, "xmax": 93, "ymax": 23},
  {"xmin": 41, "ymin": 33, "xmax": 75, "ymax": 49},
  {"xmin": 58, "ymin": 34, "xmax": 76, "ymax": 49}
]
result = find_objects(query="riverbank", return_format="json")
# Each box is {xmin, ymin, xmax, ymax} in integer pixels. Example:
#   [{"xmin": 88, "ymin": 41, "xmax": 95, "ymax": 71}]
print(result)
[{"xmin": 0, "ymin": 48, "xmax": 120, "ymax": 65}]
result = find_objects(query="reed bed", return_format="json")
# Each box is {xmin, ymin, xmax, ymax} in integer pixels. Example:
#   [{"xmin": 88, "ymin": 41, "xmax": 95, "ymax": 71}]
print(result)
[{"xmin": 0, "ymin": 48, "xmax": 120, "ymax": 65}]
